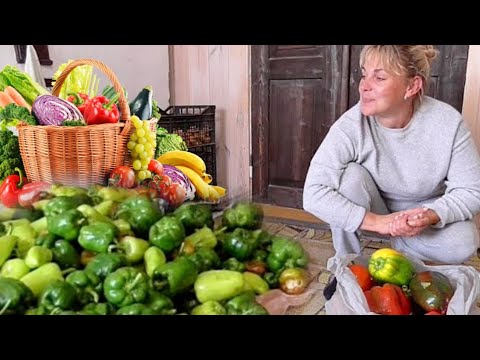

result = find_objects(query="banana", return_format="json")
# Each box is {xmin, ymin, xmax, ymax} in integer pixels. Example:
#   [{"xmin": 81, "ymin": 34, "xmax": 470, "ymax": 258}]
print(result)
[
  {"xmin": 211, "ymin": 185, "xmax": 226, "ymax": 197},
  {"xmin": 208, "ymin": 186, "xmax": 220, "ymax": 203},
  {"xmin": 175, "ymin": 165, "xmax": 211, "ymax": 200},
  {"xmin": 202, "ymin": 173, "xmax": 213, "ymax": 184},
  {"xmin": 158, "ymin": 151, "xmax": 206, "ymax": 175}
]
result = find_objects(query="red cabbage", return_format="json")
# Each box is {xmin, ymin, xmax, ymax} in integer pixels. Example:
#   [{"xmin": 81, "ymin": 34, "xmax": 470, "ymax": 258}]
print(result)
[
  {"xmin": 32, "ymin": 94, "xmax": 85, "ymax": 126},
  {"xmin": 163, "ymin": 164, "xmax": 196, "ymax": 200}
]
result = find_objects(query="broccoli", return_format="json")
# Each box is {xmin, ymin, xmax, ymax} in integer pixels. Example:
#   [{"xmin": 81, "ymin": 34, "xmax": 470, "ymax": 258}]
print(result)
[
  {"xmin": 0, "ymin": 103, "xmax": 37, "ymax": 126},
  {"xmin": 155, "ymin": 127, "xmax": 188, "ymax": 158},
  {"xmin": 0, "ymin": 129, "xmax": 24, "ymax": 182}
]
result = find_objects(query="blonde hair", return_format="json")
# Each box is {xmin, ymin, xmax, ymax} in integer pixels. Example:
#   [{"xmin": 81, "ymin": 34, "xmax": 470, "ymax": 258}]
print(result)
[{"xmin": 359, "ymin": 45, "xmax": 439, "ymax": 98}]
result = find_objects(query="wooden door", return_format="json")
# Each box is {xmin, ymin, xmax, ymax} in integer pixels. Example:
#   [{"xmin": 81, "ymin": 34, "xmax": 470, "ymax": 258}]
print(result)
[{"xmin": 251, "ymin": 45, "xmax": 469, "ymax": 209}]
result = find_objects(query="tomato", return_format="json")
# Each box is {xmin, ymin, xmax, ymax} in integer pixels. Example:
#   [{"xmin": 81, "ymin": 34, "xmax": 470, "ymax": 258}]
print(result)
[
  {"xmin": 159, "ymin": 182, "xmax": 186, "ymax": 208},
  {"xmin": 148, "ymin": 159, "xmax": 164, "ymax": 176},
  {"xmin": 348, "ymin": 264, "xmax": 375, "ymax": 291},
  {"xmin": 108, "ymin": 166, "xmax": 136, "ymax": 189}
]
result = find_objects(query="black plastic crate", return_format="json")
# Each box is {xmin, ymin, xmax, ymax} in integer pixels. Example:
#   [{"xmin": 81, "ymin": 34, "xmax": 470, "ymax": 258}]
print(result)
[
  {"xmin": 157, "ymin": 105, "xmax": 217, "ymax": 184},
  {"xmin": 157, "ymin": 106, "xmax": 216, "ymax": 148},
  {"xmin": 189, "ymin": 144, "xmax": 217, "ymax": 185}
]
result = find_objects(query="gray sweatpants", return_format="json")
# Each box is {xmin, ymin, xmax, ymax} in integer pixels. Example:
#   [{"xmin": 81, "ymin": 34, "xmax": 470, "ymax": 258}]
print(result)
[{"xmin": 331, "ymin": 163, "xmax": 479, "ymax": 264}]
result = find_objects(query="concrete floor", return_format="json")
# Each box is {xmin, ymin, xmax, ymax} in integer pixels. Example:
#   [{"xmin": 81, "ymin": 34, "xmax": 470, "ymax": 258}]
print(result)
[{"xmin": 261, "ymin": 218, "xmax": 480, "ymax": 315}]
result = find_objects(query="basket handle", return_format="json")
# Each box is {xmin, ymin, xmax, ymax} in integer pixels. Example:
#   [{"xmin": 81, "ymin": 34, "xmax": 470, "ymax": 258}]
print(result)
[{"xmin": 51, "ymin": 59, "xmax": 131, "ymax": 136}]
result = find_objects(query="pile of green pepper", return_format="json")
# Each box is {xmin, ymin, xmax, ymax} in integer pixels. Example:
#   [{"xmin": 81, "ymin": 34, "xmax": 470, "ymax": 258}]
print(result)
[{"xmin": 0, "ymin": 186, "xmax": 310, "ymax": 315}]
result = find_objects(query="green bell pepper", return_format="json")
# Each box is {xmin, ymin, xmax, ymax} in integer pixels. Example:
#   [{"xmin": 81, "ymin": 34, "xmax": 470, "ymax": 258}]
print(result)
[
  {"xmin": 89, "ymin": 185, "xmax": 134, "ymax": 203},
  {"xmin": 173, "ymin": 203, "xmax": 214, "ymax": 234},
  {"xmin": 113, "ymin": 219, "xmax": 134, "ymax": 237},
  {"xmin": 35, "ymin": 232, "xmax": 57, "ymax": 249},
  {"xmin": 184, "ymin": 247, "xmax": 221, "ymax": 273},
  {"xmin": 85, "ymin": 253, "xmax": 126, "ymax": 281},
  {"xmin": 263, "ymin": 272, "xmax": 279, "ymax": 288},
  {"xmin": 144, "ymin": 246, "xmax": 166, "ymax": 277},
  {"xmin": 94, "ymin": 200, "xmax": 117, "ymax": 217},
  {"xmin": 221, "ymin": 201, "xmax": 263, "ymax": 230},
  {"xmin": 179, "ymin": 225, "xmax": 218, "ymax": 255},
  {"xmin": 0, "ymin": 277, "xmax": 35, "ymax": 315},
  {"xmin": 20, "ymin": 262, "xmax": 64, "ymax": 297},
  {"xmin": 222, "ymin": 257, "xmax": 246, "ymax": 272},
  {"xmin": 266, "ymin": 235, "xmax": 308, "ymax": 273},
  {"xmin": 47, "ymin": 209, "xmax": 86, "ymax": 242},
  {"xmin": 24, "ymin": 245, "xmax": 53, "ymax": 269},
  {"xmin": 243, "ymin": 272, "xmax": 269, "ymax": 295},
  {"xmin": 368, "ymin": 248, "xmax": 414, "ymax": 287},
  {"xmin": 30, "ymin": 217, "xmax": 48, "ymax": 236},
  {"xmin": 0, "ymin": 229, "xmax": 17, "ymax": 267},
  {"xmin": 146, "ymin": 290, "xmax": 176, "ymax": 315},
  {"xmin": 77, "ymin": 204, "xmax": 114, "ymax": 225},
  {"xmin": 194, "ymin": 270, "xmax": 245, "ymax": 303},
  {"xmin": 51, "ymin": 240, "xmax": 81, "ymax": 269},
  {"xmin": 223, "ymin": 228, "xmax": 260, "ymax": 261},
  {"xmin": 118, "ymin": 236, "xmax": 150, "ymax": 264},
  {"xmin": 103, "ymin": 266, "xmax": 149, "ymax": 307},
  {"xmin": 43, "ymin": 194, "xmax": 91, "ymax": 218},
  {"xmin": 1, "ymin": 258, "xmax": 30, "ymax": 279},
  {"xmin": 4, "ymin": 219, "xmax": 36, "ymax": 258},
  {"xmin": 116, "ymin": 303, "xmax": 156, "ymax": 315},
  {"xmin": 38, "ymin": 280, "xmax": 77, "ymax": 314},
  {"xmin": 116, "ymin": 196, "xmax": 164, "ymax": 238},
  {"xmin": 78, "ymin": 222, "xmax": 119, "ymax": 253},
  {"xmin": 225, "ymin": 291, "xmax": 269, "ymax": 315},
  {"xmin": 66, "ymin": 270, "xmax": 102, "ymax": 305},
  {"xmin": 149, "ymin": 215, "xmax": 185, "ymax": 254},
  {"xmin": 81, "ymin": 302, "xmax": 114, "ymax": 315},
  {"xmin": 191, "ymin": 300, "xmax": 227, "ymax": 315},
  {"xmin": 49, "ymin": 184, "xmax": 88, "ymax": 198},
  {"xmin": 151, "ymin": 257, "xmax": 198, "ymax": 296}
]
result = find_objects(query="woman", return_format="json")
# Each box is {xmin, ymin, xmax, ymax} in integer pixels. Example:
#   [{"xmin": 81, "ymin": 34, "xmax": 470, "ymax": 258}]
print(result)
[{"xmin": 303, "ymin": 45, "xmax": 480, "ymax": 264}]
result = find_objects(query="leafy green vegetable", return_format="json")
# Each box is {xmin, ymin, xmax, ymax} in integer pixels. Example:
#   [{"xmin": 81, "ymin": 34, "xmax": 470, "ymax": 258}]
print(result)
[
  {"xmin": 0, "ymin": 103, "xmax": 37, "ymax": 126},
  {"xmin": 155, "ymin": 127, "xmax": 188, "ymax": 158},
  {"xmin": 0, "ymin": 73, "xmax": 8, "ymax": 91},
  {"xmin": 52, "ymin": 60, "xmax": 99, "ymax": 100},
  {"xmin": 63, "ymin": 120, "xmax": 86, "ymax": 126},
  {"xmin": 0, "ymin": 65, "xmax": 49, "ymax": 105},
  {"xmin": 0, "ymin": 129, "xmax": 24, "ymax": 182}
]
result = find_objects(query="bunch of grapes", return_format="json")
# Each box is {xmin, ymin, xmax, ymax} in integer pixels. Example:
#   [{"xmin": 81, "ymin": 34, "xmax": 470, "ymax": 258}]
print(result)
[{"xmin": 126, "ymin": 115, "xmax": 157, "ymax": 182}]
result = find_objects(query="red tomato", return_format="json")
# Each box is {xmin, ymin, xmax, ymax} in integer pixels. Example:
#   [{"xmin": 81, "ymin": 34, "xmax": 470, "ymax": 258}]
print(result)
[
  {"xmin": 108, "ymin": 166, "xmax": 136, "ymax": 188},
  {"xmin": 348, "ymin": 264, "xmax": 375, "ymax": 291},
  {"xmin": 148, "ymin": 159, "xmax": 164, "ymax": 176},
  {"xmin": 160, "ymin": 182, "xmax": 186, "ymax": 208}
]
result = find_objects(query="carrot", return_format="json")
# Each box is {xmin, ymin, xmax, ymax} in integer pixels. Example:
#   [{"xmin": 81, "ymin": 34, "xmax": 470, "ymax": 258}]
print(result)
[
  {"xmin": 4, "ymin": 86, "xmax": 32, "ymax": 111},
  {"xmin": 0, "ymin": 91, "xmax": 15, "ymax": 108}
]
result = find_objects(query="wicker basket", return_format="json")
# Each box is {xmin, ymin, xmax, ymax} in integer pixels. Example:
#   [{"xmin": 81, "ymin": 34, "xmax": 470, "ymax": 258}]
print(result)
[{"xmin": 17, "ymin": 59, "xmax": 157, "ymax": 187}]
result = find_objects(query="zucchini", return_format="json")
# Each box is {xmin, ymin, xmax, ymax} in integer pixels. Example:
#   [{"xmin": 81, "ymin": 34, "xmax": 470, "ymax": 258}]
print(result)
[
  {"xmin": 129, "ymin": 86, "xmax": 153, "ymax": 120},
  {"xmin": 101, "ymin": 85, "xmax": 128, "ymax": 104}
]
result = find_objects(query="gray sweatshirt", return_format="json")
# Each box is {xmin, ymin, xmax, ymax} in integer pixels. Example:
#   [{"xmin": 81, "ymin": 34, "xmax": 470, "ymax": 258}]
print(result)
[{"xmin": 303, "ymin": 96, "xmax": 480, "ymax": 232}]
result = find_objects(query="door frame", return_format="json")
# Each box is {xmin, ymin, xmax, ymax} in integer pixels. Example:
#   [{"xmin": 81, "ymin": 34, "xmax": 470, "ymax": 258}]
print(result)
[{"xmin": 250, "ymin": 45, "xmax": 351, "ymax": 206}]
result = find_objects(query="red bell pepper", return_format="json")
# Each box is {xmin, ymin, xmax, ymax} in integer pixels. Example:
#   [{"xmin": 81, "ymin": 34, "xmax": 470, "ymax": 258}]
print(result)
[
  {"xmin": 0, "ymin": 167, "xmax": 27, "ymax": 208},
  {"xmin": 364, "ymin": 283, "xmax": 411, "ymax": 315},
  {"xmin": 67, "ymin": 92, "xmax": 91, "ymax": 115},
  {"xmin": 84, "ymin": 94, "xmax": 120, "ymax": 125},
  {"xmin": 17, "ymin": 181, "xmax": 52, "ymax": 208}
]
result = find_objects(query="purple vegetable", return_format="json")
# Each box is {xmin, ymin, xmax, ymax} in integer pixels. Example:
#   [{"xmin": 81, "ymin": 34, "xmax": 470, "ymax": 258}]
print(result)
[
  {"xmin": 163, "ymin": 164, "xmax": 196, "ymax": 200},
  {"xmin": 32, "ymin": 94, "xmax": 85, "ymax": 126}
]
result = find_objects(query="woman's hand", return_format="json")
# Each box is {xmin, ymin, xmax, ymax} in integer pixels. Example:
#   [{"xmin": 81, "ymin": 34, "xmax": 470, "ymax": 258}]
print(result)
[{"xmin": 361, "ymin": 208, "xmax": 434, "ymax": 237}]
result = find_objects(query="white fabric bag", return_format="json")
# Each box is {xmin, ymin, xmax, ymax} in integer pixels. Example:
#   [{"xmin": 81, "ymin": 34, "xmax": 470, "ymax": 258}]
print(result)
[{"xmin": 324, "ymin": 253, "xmax": 480, "ymax": 315}]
